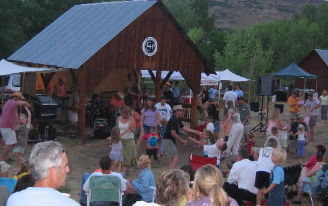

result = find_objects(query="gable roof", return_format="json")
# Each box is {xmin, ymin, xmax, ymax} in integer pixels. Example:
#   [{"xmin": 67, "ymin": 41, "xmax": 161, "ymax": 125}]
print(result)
[
  {"xmin": 315, "ymin": 49, "xmax": 328, "ymax": 66},
  {"xmin": 273, "ymin": 63, "xmax": 316, "ymax": 79},
  {"xmin": 8, "ymin": 1, "xmax": 157, "ymax": 69}
]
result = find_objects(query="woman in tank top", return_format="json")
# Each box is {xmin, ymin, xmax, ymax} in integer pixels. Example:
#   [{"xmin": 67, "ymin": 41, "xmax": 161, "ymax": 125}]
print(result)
[{"xmin": 117, "ymin": 106, "xmax": 136, "ymax": 173}]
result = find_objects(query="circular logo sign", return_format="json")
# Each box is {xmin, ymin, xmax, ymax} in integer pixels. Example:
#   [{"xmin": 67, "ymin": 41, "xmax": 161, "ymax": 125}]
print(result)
[{"xmin": 142, "ymin": 37, "xmax": 157, "ymax": 56}]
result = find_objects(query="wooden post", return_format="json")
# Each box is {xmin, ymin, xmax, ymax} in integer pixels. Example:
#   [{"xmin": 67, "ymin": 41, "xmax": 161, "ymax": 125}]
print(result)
[
  {"xmin": 190, "ymin": 85, "xmax": 199, "ymax": 128},
  {"xmin": 155, "ymin": 71, "xmax": 162, "ymax": 102},
  {"xmin": 77, "ymin": 66, "xmax": 87, "ymax": 144}
]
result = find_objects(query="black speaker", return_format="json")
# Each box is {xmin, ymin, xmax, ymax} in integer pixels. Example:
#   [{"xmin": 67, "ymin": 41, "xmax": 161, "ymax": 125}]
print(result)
[
  {"xmin": 257, "ymin": 75, "xmax": 275, "ymax": 96},
  {"xmin": 250, "ymin": 102, "xmax": 260, "ymax": 112},
  {"xmin": 274, "ymin": 104, "xmax": 284, "ymax": 113}
]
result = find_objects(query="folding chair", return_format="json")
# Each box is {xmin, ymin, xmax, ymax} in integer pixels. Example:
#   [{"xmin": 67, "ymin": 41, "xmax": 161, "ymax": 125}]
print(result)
[
  {"xmin": 150, "ymin": 186, "xmax": 156, "ymax": 203},
  {"xmin": 87, "ymin": 175, "xmax": 122, "ymax": 206},
  {"xmin": 189, "ymin": 154, "xmax": 217, "ymax": 171}
]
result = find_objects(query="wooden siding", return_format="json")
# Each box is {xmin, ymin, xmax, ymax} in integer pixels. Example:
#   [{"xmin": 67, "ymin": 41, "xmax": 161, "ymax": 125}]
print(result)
[
  {"xmin": 296, "ymin": 51, "xmax": 328, "ymax": 95},
  {"xmin": 83, "ymin": 3, "xmax": 206, "ymax": 94}
]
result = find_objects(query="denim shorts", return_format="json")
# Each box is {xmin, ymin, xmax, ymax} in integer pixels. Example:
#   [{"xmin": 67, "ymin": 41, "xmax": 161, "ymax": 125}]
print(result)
[
  {"xmin": 143, "ymin": 124, "xmax": 151, "ymax": 133},
  {"xmin": 214, "ymin": 121, "xmax": 220, "ymax": 132}
]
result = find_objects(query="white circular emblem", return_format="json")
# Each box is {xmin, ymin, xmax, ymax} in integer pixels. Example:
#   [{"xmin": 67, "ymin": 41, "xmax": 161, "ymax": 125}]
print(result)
[{"xmin": 142, "ymin": 37, "xmax": 157, "ymax": 56}]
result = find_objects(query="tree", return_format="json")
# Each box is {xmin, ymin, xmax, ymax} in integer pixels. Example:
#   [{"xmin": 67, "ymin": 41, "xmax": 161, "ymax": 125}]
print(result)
[{"xmin": 214, "ymin": 29, "xmax": 273, "ymax": 78}]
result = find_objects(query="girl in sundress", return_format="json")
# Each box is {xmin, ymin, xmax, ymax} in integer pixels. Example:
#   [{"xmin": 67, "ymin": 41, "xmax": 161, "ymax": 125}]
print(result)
[{"xmin": 106, "ymin": 126, "xmax": 123, "ymax": 172}]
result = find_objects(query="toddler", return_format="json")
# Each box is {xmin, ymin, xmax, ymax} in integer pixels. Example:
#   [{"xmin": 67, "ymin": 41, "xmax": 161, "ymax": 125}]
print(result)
[
  {"xmin": 278, "ymin": 119, "xmax": 288, "ymax": 149},
  {"xmin": 206, "ymin": 116, "xmax": 214, "ymax": 133},
  {"xmin": 106, "ymin": 126, "xmax": 123, "ymax": 172},
  {"xmin": 296, "ymin": 124, "xmax": 307, "ymax": 157},
  {"xmin": 260, "ymin": 148, "xmax": 287, "ymax": 206},
  {"xmin": 140, "ymin": 127, "xmax": 160, "ymax": 162},
  {"xmin": 158, "ymin": 118, "xmax": 167, "ymax": 155},
  {"xmin": 13, "ymin": 107, "xmax": 31, "ymax": 168},
  {"xmin": 246, "ymin": 133, "xmax": 256, "ymax": 160},
  {"xmin": 264, "ymin": 127, "xmax": 281, "ymax": 148}
]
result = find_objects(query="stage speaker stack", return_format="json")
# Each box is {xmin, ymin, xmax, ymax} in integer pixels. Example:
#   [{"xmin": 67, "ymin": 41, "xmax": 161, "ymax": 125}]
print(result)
[
  {"xmin": 257, "ymin": 75, "xmax": 275, "ymax": 96},
  {"xmin": 250, "ymin": 102, "xmax": 260, "ymax": 112},
  {"xmin": 274, "ymin": 104, "xmax": 284, "ymax": 113}
]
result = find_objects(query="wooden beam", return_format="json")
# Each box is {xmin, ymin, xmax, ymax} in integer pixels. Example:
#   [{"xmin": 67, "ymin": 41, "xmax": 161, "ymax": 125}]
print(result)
[
  {"xmin": 148, "ymin": 70, "xmax": 156, "ymax": 82},
  {"xmin": 154, "ymin": 70, "xmax": 162, "ymax": 102},
  {"xmin": 77, "ymin": 66, "xmax": 87, "ymax": 144},
  {"xmin": 161, "ymin": 71, "xmax": 173, "ymax": 87}
]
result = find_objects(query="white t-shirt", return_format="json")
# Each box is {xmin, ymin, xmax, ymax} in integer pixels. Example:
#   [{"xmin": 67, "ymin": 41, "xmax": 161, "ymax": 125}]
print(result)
[
  {"xmin": 83, "ymin": 171, "xmax": 127, "ymax": 192},
  {"xmin": 206, "ymin": 122, "xmax": 215, "ymax": 133},
  {"xmin": 256, "ymin": 147, "xmax": 274, "ymax": 173},
  {"xmin": 155, "ymin": 102, "xmax": 172, "ymax": 121},
  {"xmin": 228, "ymin": 159, "xmax": 258, "ymax": 194},
  {"xmin": 278, "ymin": 129, "xmax": 288, "ymax": 140},
  {"xmin": 223, "ymin": 91, "xmax": 237, "ymax": 108},
  {"xmin": 203, "ymin": 144, "xmax": 221, "ymax": 165},
  {"xmin": 7, "ymin": 187, "xmax": 80, "ymax": 206}
]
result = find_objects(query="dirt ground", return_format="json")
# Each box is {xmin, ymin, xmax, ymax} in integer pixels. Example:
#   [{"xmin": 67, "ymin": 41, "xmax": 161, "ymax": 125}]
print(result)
[{"xmin": 3, "ymin": 101, "xmax": 327, "ymax": 206}]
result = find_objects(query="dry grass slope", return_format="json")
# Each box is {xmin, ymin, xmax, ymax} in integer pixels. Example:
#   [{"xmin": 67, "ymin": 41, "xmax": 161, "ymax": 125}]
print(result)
[{"xmin": 209, "ymin": 0, "xmax": 325, "ymax": 29}]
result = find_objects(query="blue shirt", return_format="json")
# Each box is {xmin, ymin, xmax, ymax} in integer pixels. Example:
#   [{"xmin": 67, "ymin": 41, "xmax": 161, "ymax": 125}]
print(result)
[
  {"xmin": 271, "ymin": 165, "xmax": 284, "ymax": 184},
  {"xmin": 0, "ymin": 177, "xmax": 17, "ymax": 193},
  {"xmin": 234, "ymin": 90, "xmax": 244, "ymax": 97},
  {"xmin": 132, "ymin": 168, "xmax": 156, "ymax": 202},
  {"xmin": 208, "ymin": 88, "xmax": 219, "ymax": 100}
]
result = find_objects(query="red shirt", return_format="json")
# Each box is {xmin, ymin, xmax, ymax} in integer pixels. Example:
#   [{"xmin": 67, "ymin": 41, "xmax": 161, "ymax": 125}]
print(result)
[
  {"xmin": 0, "ymin": 100, "xmax": 18, "ymax": 129},
  {"xmin": 143, "ymin": 133, "xmax": 160, "ymax": 149}
]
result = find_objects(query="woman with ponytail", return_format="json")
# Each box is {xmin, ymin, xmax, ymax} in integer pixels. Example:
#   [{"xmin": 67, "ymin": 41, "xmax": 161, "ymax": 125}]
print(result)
[{"xmin": 186, "ymin": 164, "xmax": 238, "ymax": 206}]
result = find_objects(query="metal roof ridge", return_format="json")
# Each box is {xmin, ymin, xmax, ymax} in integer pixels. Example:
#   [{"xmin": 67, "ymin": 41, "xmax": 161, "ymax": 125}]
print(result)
[{"xmin": 78, "ymin": 0, "xmax": 156, "ymax": 6}]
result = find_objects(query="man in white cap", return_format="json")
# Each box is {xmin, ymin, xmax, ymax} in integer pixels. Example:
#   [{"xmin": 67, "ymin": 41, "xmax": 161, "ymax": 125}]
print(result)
[
  {"xmin": 1, "ymin": 91, "xmax": 30, "ymax": 162},
  {"xmin": 162, "ymin": 105, "xmax": 201, "ymax": 169},
  {"xmin": 0, "ymin": 161, "xmax": 17, "ymax": 193}
]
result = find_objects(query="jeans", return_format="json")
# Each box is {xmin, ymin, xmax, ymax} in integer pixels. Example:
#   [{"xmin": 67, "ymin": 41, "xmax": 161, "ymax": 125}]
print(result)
[{"xmin": 297, "ymin": 140, "xmax": 306, "ymax": 156}]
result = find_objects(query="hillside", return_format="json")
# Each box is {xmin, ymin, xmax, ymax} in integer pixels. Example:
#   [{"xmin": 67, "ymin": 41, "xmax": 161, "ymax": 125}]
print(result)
[{"xmin": 209, "ymin": 0, "xmax": 326, "ymax": 29}]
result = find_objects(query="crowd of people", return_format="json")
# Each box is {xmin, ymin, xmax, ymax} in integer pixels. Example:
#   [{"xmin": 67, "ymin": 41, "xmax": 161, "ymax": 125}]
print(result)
[{"xmin": 1, "ymin": 80, "xmax": 328, "ymax": 206}]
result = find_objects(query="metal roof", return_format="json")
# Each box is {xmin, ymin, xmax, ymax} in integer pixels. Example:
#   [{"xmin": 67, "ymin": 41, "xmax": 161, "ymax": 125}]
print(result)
[
  {"xmin": 8, "ymin": 0, "xmax": 157, "ymax": 69},
  {"xmin": 315, "ymin": 49, "xmax": 328, "ymax": 66}
]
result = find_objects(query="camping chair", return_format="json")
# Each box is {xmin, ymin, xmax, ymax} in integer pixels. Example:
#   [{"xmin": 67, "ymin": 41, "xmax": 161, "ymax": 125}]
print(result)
[
  {"xmin": 87, "ymin": 175, "xmax": 122, "ymax": 206},
  {"xmin": 189, "ymin": 154, "xmax": 217, "ymax": 171},
  {"xmin": 150, "ymin": 186, "xmax": 156, "ymax": 203}
]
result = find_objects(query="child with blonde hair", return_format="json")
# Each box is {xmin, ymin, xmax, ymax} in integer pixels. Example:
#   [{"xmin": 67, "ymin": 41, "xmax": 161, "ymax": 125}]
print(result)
[
  {"xmin": 261, "ymin": 148, "xmax": 287, "ymax": 206},
  {"xmin": 278, "ymin": 119, "xmax": 288, "ymax": 149},
  {"xmin": 13, "ymin": 107, "xmax": 31, "ymax": 168},
  {"xmin": 186, "ymin": 164, "xmax": 238, "ymax": 206},
  {"xmin": 106, "ymin": 126, "xmax": 123, "ymax": 172},
  {"xmin": 296, "ymin": 124, "xmax": 307, "ymax": 157}
]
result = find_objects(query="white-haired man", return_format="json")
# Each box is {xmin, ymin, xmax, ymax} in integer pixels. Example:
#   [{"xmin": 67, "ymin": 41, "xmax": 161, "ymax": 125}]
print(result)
[{"xmin": 7, "ymin": 141, "xmax": 80, "ymax": 206}]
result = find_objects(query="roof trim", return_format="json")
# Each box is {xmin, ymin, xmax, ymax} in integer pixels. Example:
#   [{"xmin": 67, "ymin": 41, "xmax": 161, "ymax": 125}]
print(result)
[{"xmin": 315, "ymin": 49, "xmax": 328, "ymax": 66}]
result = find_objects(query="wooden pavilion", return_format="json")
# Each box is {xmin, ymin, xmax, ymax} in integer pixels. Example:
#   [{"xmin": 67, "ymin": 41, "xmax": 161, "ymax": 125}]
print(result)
[
  {"xmin": 7, "ymin": 0, "xmax": 213, "ymax": 143},
  {"xmin": 296, "ymin": 49, "xmax": 328, "ymax": 95}
]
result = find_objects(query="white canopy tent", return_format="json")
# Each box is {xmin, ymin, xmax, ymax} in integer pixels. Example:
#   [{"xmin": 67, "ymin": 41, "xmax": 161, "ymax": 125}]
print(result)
[
  {"xmin": 0, "ymin": 58, "xmax": 68, "ymax": 79},
  {"xmin": 141, "ymin": 69, "xmax": 248, "ymax": 83},
  {"xmin": 0, "ymin": 59, "xmax": 57, "ymax": 75},
  {"xmin": 141, "ymin": 69, "xmax": 249, "ymax": 103}
]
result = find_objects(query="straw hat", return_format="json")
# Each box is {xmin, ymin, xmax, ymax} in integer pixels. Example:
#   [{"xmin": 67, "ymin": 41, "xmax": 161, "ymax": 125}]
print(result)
[
  {"xmin": 163, "ymin": 82, "xmax": 170, "ymax": 86},
  {"xmin": 59, "ymin": 76, "xmax": 66, "ymax": 83},
  {"xmin": 0, "ymin": 161, "xmax": 10, "ymax": 173},
  {"xmin": 173, "ymin": 105, "xmax": 185, "ymax": 111},
  {"xmin": 10, "ymin": 91, "xmax": 24, "ymax": 99},
  {"xmin": 136, "ymin": 154, "xmax": 151, "ymax": 165}
]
